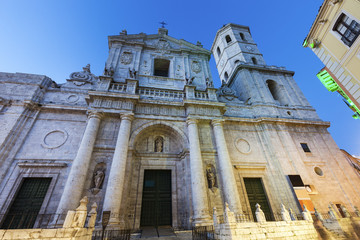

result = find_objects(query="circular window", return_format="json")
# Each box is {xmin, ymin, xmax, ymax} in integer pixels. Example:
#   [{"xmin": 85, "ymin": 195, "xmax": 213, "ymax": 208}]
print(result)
[{"xmin": 314, "ymin": 167, "xmax": 324, "ymax": 176}]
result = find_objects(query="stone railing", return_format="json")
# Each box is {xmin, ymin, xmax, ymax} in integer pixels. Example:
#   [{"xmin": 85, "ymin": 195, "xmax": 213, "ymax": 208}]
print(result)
[
  {"xmin": 109, "ymin": 83, "xmax": 127, "ymax": 93},
  {"xmin": 137, "ymin": 87, "xmax": 184, "ymax": 101},
  {"xmin": 194, "ymin": 90, "xmax": 209, "ymax": 100}
]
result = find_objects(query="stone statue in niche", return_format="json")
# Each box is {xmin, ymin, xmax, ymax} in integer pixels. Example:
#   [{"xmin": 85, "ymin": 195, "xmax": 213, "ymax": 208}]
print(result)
[
  {"xmin": 185, "ymin": 75, "xmax": 195, "ymax": 85},
  {"xmin": 154, "ymin": 136, "xmax": 164, "ymax": 152},
  {"xmin": 206, "ymin": 77, "xmax": 214, "ymax": 88},
  {"xmin": 128, "ymin": 68, "xmax": 137, "ymax": 79},
  {"xmin": 90, "ymin": 164, "xmax": 106, "ymax": 195},
  {"xmin": 103, "ymin": 65, "xmax": 115, "ymax": 77},
  {"xmin": 206, "ymin": 165, "xmax": 217, "ymax": 192}
]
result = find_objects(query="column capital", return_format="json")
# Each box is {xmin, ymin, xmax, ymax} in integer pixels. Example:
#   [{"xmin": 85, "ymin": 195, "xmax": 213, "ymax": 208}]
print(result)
[
  {"xmin": 186, "ymin": 118, "xmax": 198, "ymax": 126},
  {"xmin": 87, "ymin": 111, "xmax": 103, "ymax": 120},
  {"xmin": 211, "ymin": 119, "xmax": 225, "ymax": 127},
  {"xmin": 120, "ymin": 113, "xmax": 134, "ymax": 121}
]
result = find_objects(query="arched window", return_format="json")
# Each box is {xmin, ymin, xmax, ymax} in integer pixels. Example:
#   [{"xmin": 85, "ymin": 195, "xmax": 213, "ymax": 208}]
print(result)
[
  {"xmin": 234, "ymin": 60, "xmax": 240, "ymax": 64},
  {"xmin": 225, "ymin": 35, "xmax": 232, "ymax": 43},
  {"xmin": 251, "ymin": 57, "xmax": 257, "ymax": 64},
  {"xmin": 217, "ymin": 47, "xmax": 221, "ymax": 57},
  {"xmin": 240, "ymin": 32, "xmax": 246, "ymax": 41},
  {"xmin": 224, "ymin": 72, "xmax": 229, "ymax": 81},
  {"xmin": 154, "ymin": 59, "xmax": 170, "ymax": 77},
  {"xmin": 266, "ymin": 80, "xmax": 280, "ymax": 102}
]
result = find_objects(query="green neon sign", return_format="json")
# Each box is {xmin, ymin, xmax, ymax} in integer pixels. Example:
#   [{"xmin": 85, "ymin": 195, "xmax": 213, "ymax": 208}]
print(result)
[
  {"xmin": 303, "ymin": 39, "xmax": 308, "ymax": 47},
  {"xmin": 317, "ymin": 69, "xmax": 360, "ymax": 119},
  {"xmin": 316, "ymin": 69, "xmax": 339, "ymax": 92}
]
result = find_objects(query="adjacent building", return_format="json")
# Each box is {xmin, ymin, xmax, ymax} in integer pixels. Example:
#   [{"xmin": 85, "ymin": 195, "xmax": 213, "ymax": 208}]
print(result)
[
  {"xmin": 0, "ymin": 24, "xmax": 360, "ymax": 239},
  {"xmin": 304, "ymin": 0, "xmax": 360, "ymax": 119}
]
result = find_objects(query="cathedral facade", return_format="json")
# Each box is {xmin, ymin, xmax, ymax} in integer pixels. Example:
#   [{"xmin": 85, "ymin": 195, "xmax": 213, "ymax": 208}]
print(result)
[{"xmin": 0, "ymin": 24, "xmax": 360, "ymax": 238}]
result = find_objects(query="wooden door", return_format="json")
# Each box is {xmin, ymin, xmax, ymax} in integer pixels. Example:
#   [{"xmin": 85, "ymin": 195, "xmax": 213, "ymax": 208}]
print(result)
[{"xmin": 140, "ymin": 170, "xmax": 172, "ymax": 226}]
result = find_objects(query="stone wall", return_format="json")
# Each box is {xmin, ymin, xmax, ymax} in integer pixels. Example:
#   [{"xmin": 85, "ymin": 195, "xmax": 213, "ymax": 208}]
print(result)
[
  {"xmin": 0, "ymin": 228, "xmax": 93, "ymax": 240},
  {"xmin": 215, "ymin": 221, "xmax": 318, "ymax": 240}
]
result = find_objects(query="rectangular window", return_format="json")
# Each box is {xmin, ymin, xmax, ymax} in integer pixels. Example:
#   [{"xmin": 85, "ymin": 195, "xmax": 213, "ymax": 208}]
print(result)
[
  {"xmin": 333, "ymin": 13, "xmax": 360, "ymax": 47},
  {"xmin": 288, "ymin": 175, "xmax": 305, "ymax": 187},
  {"xmin": 300, "ymin": 143, "xmax": 311, "ymax": 153},
  {"xmin": 154, "ymin": 59, "xmax": 170, "ymax": 77},
  {"xmin": 1, "ymin": 178, "xmax": 52, "ymax": 229}
]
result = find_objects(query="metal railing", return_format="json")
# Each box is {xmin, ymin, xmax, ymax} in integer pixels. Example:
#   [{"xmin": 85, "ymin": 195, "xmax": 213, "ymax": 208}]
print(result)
[
  {"xmin": 192, "ymin": 225, "xmax": 215, "ymax": 240},
  {"xmin": 0, "ymin": 213, "xmax": 67, "ymax": 229},
  {"xmin": 92, "ymin": 229, "xmax": 131, "ymax": 240}
]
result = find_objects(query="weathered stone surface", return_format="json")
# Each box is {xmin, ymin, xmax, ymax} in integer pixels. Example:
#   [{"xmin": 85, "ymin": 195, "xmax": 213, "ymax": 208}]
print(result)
[{"xmin": 0, "ymin": 24, "xmax": 360, "ymax": 240}]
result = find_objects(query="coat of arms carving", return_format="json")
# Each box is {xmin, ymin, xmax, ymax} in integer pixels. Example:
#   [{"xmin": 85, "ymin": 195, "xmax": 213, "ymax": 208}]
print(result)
[
  {"xmin": 191, "ymin": 61, "xmax": 201, "ymax": 73},
  {"xmin": 120, "ymin": 51, "xmax": 133, "ymax": 65},
  {"xmin": 155, "ymin": 38, "xmax": 171, "ymax": 54}
]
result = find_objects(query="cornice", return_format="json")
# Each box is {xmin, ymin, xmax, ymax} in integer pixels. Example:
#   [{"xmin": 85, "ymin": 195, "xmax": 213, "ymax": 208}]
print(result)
[{"xmin": 224, "ymin": 116, "xmax": 330, "ymax": 127}]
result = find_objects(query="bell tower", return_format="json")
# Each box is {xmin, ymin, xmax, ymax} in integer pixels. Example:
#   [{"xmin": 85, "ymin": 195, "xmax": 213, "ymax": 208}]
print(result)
[
  {"xmin": 211, "ymin": 24, "xmax": 265, "ymax": 84},
  {"xmin": 211, "ymin": 23, "xmax": 319, "ymax": 120}
]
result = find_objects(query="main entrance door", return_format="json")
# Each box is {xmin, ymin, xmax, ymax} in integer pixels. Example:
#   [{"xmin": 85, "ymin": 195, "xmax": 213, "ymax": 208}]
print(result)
[
  {"xmin": 244, "ymin": 178, "xmax": 272, "ymax": 221},
  {"xmin": 1, "ymin": 178, "xmax": 52, "ymax": 229},
  {"xmin": 140, "ymin": 170, "xmax": 172, "ymax": 227}
]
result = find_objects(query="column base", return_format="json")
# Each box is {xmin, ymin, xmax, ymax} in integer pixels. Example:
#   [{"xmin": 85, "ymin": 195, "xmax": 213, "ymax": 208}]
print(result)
[
  {"xmin": 107, "ymin": 216, "xmax": 127, "ymax": 229},
  {"xmin": 192, "ymin": 217, "xmax": 214, "ymax": 227}
]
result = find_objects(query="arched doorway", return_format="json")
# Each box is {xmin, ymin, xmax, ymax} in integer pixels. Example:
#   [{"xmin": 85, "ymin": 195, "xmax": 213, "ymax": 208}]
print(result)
[{"xmin": 128, "ymin": 122, "xmax": 189, "ymax": 230}]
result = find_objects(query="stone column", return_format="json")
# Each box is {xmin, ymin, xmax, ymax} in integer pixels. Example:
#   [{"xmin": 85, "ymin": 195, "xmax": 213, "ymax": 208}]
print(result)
[
  {"xmin": 103, "ymin": 113, "xmax": 134, "ymax": 225},
  {"xmin": 211, "ymin": 119, "xmax": 242, "ymax": 214},
  {"xmin": 57, "ymin": 111, "xmax": 103, "ymax": 214},
  {"xmin": 187, "ymin": 118, "xmax": 212, "ymax": 225}
]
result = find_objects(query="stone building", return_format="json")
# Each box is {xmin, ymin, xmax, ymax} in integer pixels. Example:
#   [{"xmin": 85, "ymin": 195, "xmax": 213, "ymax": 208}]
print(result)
[{"xmin": 0, "ymin": 23, "xmax": 360, "ymax": 239}]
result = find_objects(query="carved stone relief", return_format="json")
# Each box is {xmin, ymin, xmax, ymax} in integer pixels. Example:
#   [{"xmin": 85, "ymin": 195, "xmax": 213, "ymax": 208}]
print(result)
[
  {"xmin": 155, "ymin": 38, "xmax": 171, "ymax": 54},
  {"xmin": 218, "ymin": 82, "xmax": 237, "ymax": 100},
  {"xmin": 41, "ymin": 130, "xmax": 68, "ymax": 149},
  {"xmin": 191, "ymin": 61, "xmax": 201, "ymax": 74},
  {"xmin": 68, "ymin": 64, "xmax": 97, "ymax": 86},
  {"xmin": 120, "ymin": 51, "xmax": 133, "ymax": 65},
  {"xmin": 140, "ymin": 60, "xmax": 151, "ymax": 75},
  {"xmin": 175, "ymin": 64, "xmax": 184, "ymax": 78}
]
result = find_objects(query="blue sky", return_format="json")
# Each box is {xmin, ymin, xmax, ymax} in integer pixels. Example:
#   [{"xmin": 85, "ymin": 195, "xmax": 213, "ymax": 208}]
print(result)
[{"xmin": 1, "ymin": 0, "xmax": 359, "ymax": 155}]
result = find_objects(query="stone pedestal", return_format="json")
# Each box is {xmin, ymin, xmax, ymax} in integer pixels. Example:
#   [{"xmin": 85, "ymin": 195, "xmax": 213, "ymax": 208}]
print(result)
[
  {"xmin": 103, "ymin": 113, "xmax": 134, "ymax": 226},
  {"xmin": 187, "ymin": 118, "xmax": 212, "ymax": 225},
  {"xmin": 56, "ymin": 111, "xmax": 103, "ymax": 214},
  {"xmin": 211, "ymin": 119, "xmax": 242, "ymax": 214}
]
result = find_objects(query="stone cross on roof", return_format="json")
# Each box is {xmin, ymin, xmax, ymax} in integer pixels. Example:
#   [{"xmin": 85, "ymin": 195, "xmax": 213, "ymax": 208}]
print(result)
[{"xmin": 159, "ymin": 21, "xmax": 167, "ymax": 28}]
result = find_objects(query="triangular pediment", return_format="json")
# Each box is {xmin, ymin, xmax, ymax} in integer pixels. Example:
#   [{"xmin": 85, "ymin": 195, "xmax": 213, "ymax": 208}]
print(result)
[{"xmin": 108, "ymin": 32, "xmax": 211, "ymax": 56}]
